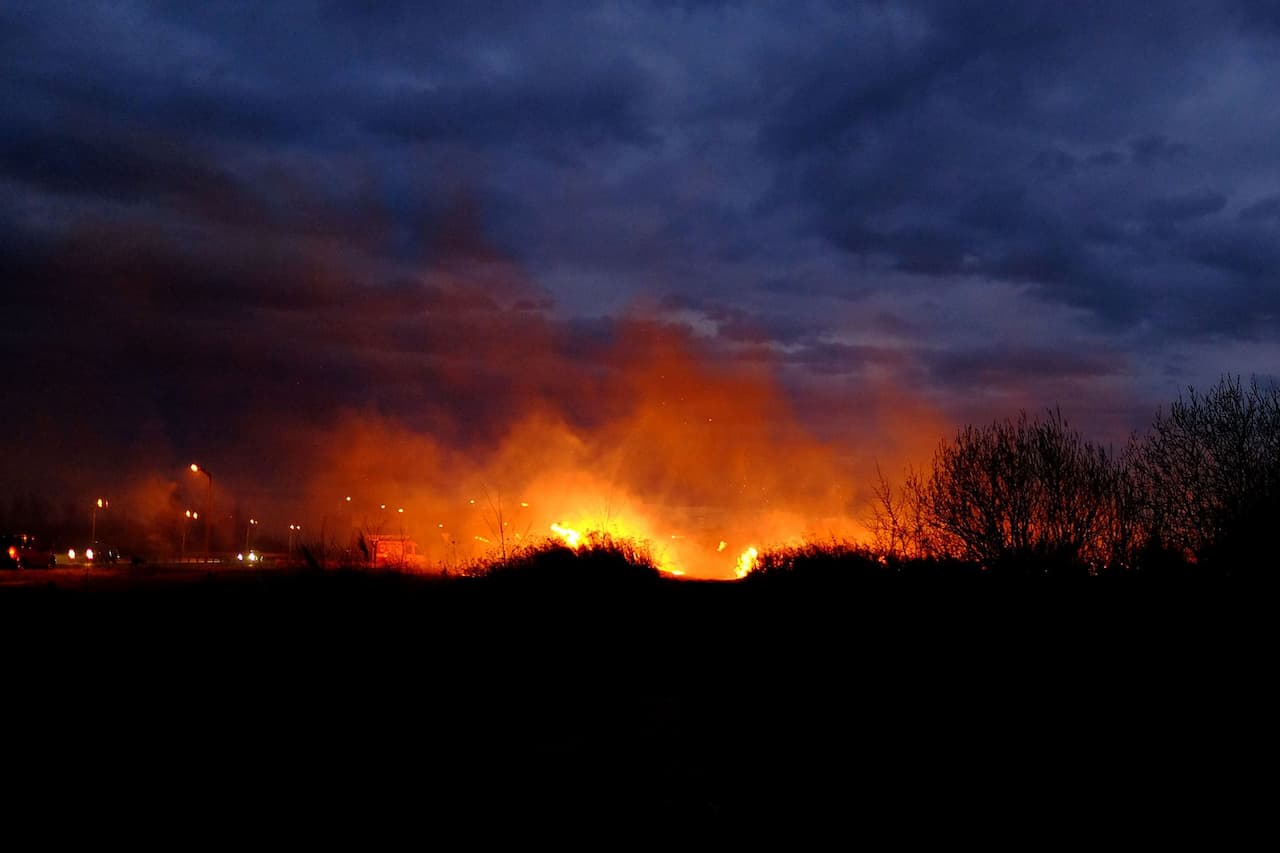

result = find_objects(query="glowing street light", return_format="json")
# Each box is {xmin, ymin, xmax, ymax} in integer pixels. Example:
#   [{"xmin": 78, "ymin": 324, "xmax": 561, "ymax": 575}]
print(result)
[
  {"xmin": 91, "ymin": 497, "xmax": 109, "ymax": 543},
  {"xmin": 288, "ymin": 524, "xmax": 302, "ymax": 559},
  {"xmin": 181, "ymin": 509, "xmax": 198, "ymax": 562},
  {"xmin": 245, "ymin": 517, "xmax": 259, "ymax": 551},
  {"xmin": 190, "ymin": 463, "xmax": 214, "ymax": 560}
]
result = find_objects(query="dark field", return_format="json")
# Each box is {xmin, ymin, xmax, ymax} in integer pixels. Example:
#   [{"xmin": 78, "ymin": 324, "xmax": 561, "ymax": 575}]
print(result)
[{"xmin": 3, "ymin": 569, "xmax": 1270, "ymax": 837}]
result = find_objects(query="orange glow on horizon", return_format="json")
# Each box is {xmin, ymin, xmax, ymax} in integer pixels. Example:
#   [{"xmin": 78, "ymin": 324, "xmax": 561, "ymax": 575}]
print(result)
[{"xmin": 289, "ymin": 311, "xmax": 946, "ymax": 578}]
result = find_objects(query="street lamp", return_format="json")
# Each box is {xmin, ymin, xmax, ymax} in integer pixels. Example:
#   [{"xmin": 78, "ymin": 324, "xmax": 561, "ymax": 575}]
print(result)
[
  {"xmin": 190, "ymin": 463, "xmax": 213, "ymax": 560},
  {"xmin": 245, "ymin": 517, "xmax": 259, "ymax": 552},
  {"xmin": 91, "ymin": 497, "xmax": 108, "ymax": 543},
  {"xmin": 288, "ymin": 524, "xmax": 301, "ymax": 559}
]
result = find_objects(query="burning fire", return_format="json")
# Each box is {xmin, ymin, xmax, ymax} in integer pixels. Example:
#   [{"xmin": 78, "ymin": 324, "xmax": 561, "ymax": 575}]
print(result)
[
  {"xmin": 550, "ymin": 522, "xmax": 582, "ymax": 549},
  {"xmin": 295, "ymin": 304, "xmax": 944, "ymax": 579}
]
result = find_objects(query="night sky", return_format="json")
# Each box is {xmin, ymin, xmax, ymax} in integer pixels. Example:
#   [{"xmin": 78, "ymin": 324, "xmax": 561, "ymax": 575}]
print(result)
[{"xmin": 3, "ymin": 2, "xmax": 1278, "ymax": 568}]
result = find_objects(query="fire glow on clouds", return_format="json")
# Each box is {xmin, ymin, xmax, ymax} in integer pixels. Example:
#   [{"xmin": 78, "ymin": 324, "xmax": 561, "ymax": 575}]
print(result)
[
  {"xmin": 10, "ymin": 3, "xmax": 1279, "ymax": 573},
  {"xmin": 298, "ymin": 301, "xmax": 943, "ymax": 578}
]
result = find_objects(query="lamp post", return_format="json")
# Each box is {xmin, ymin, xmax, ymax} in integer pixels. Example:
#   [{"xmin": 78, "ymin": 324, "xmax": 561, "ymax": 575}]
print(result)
[
  {"xmin": 342, "ymin": 495, "xmax": 353, "ymax": 564},
  {"xmin": 288, "ymin": 524, "xmax": 301, "ymax": 560},
  {"xmin": 372, "ymin": 504, "xmax": 388, "ymax": 568},
  {"xmin": 190, "ymin": 464, "xmax": 213, "ymax": 560},
  {"xmin": 245, "ymin": 517, "xmax": 259, "ymax": 552},
  {"xmin": 91, "ymin": 497, "xmax": 108, "ymax": 544}
]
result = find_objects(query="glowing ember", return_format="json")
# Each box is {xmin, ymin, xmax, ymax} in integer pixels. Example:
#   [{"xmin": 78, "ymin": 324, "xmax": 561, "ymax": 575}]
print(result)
[
  {"xmin": 550, "ymin": 522, "xmax": 582, "ymax": 549},
  {"xmin": 716, "ymin": 540, "xmax": 728, "ymax": 552},
  {"xmin": 735, "ymin": 546, "xmax": 759, "ymax": 579}
]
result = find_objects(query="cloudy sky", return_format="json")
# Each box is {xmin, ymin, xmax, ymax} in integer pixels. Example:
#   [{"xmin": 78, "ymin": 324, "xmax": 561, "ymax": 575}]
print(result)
[{"xmin": 3, "ymin": 1, "xmax": 1278, "ymax": 556}]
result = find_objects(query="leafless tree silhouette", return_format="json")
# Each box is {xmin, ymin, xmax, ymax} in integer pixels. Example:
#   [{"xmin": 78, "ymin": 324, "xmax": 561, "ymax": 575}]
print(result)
[
  {"xmin": 883, "ymin": 409, "xmax": 1123, "ymax": 573},
  {"xmin": 1132, "ymin": 376, "xmax": 1280, "ymax": 572}
]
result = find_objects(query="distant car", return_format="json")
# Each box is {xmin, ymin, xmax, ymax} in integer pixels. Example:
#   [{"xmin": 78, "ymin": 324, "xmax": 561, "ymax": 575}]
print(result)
[
  {"xmin": 1, "ymin": 534, "xmax": 57, "ymax": 569},
  {"xmin": 67, "ymin": 542, "xmax": 120, "ymax": 566}
]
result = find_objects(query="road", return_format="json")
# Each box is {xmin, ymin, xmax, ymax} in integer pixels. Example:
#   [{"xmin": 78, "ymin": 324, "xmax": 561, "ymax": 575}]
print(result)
[{"xmin": 0, "ymin": 561, "xmax": 299, "ymax": 589}]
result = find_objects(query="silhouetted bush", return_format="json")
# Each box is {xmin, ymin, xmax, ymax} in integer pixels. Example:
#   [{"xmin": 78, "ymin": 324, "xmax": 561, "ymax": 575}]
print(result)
[
  {"xmin": 474, "ymin": 532, "xmax": 662, "ymax": 587},
  {"xmin": 745, "ymin": 542, "xmax": 990, "ymax": 584},
  {"xmin": 744, "ymin": 541, "xmax": 890, "ymax": 585}
]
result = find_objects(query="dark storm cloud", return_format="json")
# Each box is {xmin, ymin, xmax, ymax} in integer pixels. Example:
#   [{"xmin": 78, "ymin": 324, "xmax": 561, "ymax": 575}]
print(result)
[
  {"xmin": 1189, "ymin": 232, "xmax": 1280, "ymax": 280},
  {"xmin": 3, "ymin": 0, "xmax": 1280, "ymax": 504},
  {"xmin": 364, "ymin": 60, "xmax": 658, "ymax": 152},
  {"xmin": 1145, "ymin": 190, "xmax": 1229, "ymax": 225},
  {"xmin": 927, "ymin": 345, "xmax": 1125, "ymax": 389},
  {"xmin": 658, "ymin": 293, "xmax": 821, "ymax": 346},
  {"xmin": 0, "ymin": 123, "xmax": 253, "ymax": 217},
  {"xmin": 1128, "ymin": 134, "xmax": 1193, "ymax": 167},
  {"xmin": 1238, "ymin": 194, "xmax": 1280, "ymax": 222},
  {"xmin": 781, "ymin": 342, "xmax": 903, "ymax": 377},
  {"xmin": 0, "ymin": 211, "xmax": 591, "ymax": 502},
  {"xmin": 748, "ymin": 1, "xmax": 1279, "ymax": 338}
]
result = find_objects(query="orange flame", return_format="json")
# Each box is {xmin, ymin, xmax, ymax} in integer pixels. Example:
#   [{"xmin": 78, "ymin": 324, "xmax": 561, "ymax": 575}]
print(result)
[
  {"xmin": 550, "ymin": 523, "xmax": 582, "ymax": 549},
  {"xmin": 735, "ymin": 546, "xmax": 759, "ymax": 579}
]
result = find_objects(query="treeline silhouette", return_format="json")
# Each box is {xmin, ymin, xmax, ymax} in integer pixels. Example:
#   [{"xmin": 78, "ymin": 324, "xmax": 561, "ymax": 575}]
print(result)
[{"xmin": 863, "ymin": 374, "xmax": 1279, "ymax": 578}]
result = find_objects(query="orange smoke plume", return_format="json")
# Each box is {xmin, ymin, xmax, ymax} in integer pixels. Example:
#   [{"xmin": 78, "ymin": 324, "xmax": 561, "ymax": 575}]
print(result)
[{"xmin": 293, "ymin": 309, "xmax": 947, "ymax": 578}]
